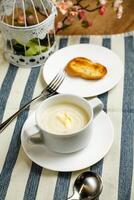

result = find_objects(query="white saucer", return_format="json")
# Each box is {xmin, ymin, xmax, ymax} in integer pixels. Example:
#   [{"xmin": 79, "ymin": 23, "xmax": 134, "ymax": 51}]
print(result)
[
  {"xmin": 43, "ymin": 44, "xmax": 123, "ymax": 97},
  {"xmin": 21, "ymin": 111, "xmax": 114, "ymax": 172}
]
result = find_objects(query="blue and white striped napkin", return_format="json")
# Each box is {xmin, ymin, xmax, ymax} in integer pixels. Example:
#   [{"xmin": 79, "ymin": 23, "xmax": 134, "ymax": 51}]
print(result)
[{"xmin": 0, "ymin": 32, "xmax": 134, "ymax": 200}]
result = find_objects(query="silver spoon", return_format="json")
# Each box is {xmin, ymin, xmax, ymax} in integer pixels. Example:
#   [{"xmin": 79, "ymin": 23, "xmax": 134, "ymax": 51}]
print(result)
[{"xmin": 67, "ymin": 171, "xmax": 103, "ymax": 200}]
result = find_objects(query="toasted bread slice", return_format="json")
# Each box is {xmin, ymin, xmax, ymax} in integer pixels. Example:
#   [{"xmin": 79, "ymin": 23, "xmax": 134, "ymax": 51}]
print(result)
[{"xmin": 65, "ymin": 57, "xmax": 107, "ymax": 80}]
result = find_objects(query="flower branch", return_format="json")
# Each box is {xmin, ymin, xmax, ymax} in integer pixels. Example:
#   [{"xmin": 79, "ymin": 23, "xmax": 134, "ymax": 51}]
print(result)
[
  {"xmin": 74, "ymin": 0, "xmax": 101, "ymax": 12},
  {"xmin": 54, "ymin": 0, "xmax": 124, "ymax": 33}
]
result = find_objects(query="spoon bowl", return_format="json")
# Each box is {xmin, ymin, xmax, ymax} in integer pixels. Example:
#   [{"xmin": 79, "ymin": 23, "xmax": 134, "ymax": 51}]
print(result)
[{"xmin": 68, "ymin": 171, "xmax": 103, "ymax": 200}]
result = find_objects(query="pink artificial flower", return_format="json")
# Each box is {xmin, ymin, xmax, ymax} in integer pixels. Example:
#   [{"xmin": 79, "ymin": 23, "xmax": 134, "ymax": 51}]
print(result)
[
  {"xmin": 114, "ymin": 0, "xmax": 123, "ymax": 9},
  {"xmin": 99, "ymin": 5, "xmax": 106, "ymax": 15},
  {"xmin": 18, "ymin": 15, "xmax": 25, "ymax": 21},
  {"xmin": 66, "ymin": 16, "xmax": 75, "ymax": 24},
  {"xmin": 57, "ymin": 21, "xmax": 63, "ymax": 29},
  {"xmin": 78, "ymin": 10, "xmax": 86, "ymax": 20},
  {"xmin": 56, "ymin": 0, "xmax": 72, "ymax": 15},
  {"xmin": 117, "ymin": 4, "xmax": 123, "ymax": 18},
  {"xmin": 72, "ymin": 5, "xmax": 81, "ymax": 12},
  {"xmin": 88, "ymin": 21, "xmax": 93, "ymax": 27},
  {"xmin": 99, "ymin": 0, "xmax": 107, "ymax": 5},
  {"xmin": 113, "ymin": 0, "xmax": 123, "ymax": 18},
  {"xmin": 56, "ymin": 4, "xmax": 67, "ymax": 15},
  {"xmin": 70, "ymin": 11, "xmax": 78, "ymax": 17}
]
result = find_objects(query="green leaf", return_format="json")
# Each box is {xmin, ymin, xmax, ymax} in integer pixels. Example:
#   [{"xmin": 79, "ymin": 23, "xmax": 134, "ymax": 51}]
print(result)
[
  {"xmin": 62, "ymin": 24, "xmax": 71, "ymax": 30},
  {"xmin": 81, "ymin": 20, "xmax": 89, "ymax": 28},
  {"xmin": 25, "ymin": 40, "xmax": 47, "ymax": 56}
]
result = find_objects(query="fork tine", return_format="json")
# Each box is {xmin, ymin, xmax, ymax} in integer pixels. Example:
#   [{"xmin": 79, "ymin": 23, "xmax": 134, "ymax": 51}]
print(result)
[
  {"xmin": 51, "ymin": 73, "xmax": 65, "ymax": 91},
  {"xmin": 46, "ymin": 72, "xmax": 61, "ymax": 90},
  {"xmin": 47, "ymin": 71, "xmax": 65, "ymax": 93}
]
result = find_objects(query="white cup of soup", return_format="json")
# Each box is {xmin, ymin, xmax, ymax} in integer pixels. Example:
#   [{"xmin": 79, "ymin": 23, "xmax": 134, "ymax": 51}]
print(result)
[{"xmin": 25, "ymin": 94, "xmax": 103, "ymax": 153}]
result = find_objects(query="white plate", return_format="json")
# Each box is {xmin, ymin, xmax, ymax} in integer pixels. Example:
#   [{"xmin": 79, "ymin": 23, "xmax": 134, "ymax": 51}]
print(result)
[
  {"xmin": 43, "ymin": 44, "xmax": 123, "ymax": 97},
  {"xmin": 21, "ymin": 111, "xmax": 114, "ymax": 172}
]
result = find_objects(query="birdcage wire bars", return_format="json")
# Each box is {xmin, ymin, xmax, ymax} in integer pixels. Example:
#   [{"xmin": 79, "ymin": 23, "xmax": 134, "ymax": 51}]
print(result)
[{"xmin": 0, "ymin": 0, "xmax": 57, "ymax": 67}]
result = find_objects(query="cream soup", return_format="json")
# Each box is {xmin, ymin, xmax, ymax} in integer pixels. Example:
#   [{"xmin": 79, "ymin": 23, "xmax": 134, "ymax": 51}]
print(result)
[{"xmin": 40, "ymin": 102, "xmax": 90, "ymax": 135}]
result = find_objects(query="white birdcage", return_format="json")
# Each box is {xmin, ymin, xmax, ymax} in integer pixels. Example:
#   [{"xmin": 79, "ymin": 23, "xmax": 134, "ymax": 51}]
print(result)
[{"xmin": 0, "ymin": 0, "xmax": 57, "ymax": 67}]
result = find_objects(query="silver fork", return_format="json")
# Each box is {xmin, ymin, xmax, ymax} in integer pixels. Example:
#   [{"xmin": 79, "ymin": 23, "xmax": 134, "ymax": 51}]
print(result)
[{"xmin": 0, "ymin": 70, "xmax": 66, "ymax": 133}]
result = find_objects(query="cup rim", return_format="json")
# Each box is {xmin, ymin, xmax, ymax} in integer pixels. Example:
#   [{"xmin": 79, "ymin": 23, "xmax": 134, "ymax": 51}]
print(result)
[{"xmin": 35, "ymin": 94, "xmax": 93, "ymax": 137}]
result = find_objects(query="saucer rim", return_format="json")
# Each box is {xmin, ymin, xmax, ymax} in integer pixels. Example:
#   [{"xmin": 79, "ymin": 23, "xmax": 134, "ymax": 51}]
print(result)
[{"xmin": 21, "ymin": 110, "xmax": 114, "ymax": 172}]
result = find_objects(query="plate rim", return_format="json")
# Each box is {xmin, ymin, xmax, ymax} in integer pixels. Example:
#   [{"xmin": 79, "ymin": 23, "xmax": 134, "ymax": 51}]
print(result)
[{"xmin": 42, "ymin": 43, "xmax": 124, "ymax": 98}]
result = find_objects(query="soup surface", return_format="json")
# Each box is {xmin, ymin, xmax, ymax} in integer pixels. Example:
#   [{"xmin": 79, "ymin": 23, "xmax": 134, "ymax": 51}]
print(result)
[{"xmin": 40, "ymin": 102, "xmax": 89, "ymax": 135}]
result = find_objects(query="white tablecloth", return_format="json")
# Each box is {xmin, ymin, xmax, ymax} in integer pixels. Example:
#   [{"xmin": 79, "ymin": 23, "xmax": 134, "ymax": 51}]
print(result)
[{"xmin": 0, "ymin": 32, "xmax": 134, "ymax": 200}]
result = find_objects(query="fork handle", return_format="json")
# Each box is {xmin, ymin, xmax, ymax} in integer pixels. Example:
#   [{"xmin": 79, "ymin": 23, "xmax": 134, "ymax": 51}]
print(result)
[{"xmin": 0, "ymin": 94, "xmax": 42, "ymax": 133}]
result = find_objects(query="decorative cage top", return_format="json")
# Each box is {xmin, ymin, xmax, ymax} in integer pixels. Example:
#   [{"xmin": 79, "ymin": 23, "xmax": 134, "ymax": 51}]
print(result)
[
  {"xmin": 0, "ymin": 0, "xmax": 57, "ymax": 68},
  {"xmin": 0, "ymin": 0, "xmax": 57, "ymax": 29},
  {"xmin": 0, "ymin": 0, "xmax": 57, "ymax": 44}
]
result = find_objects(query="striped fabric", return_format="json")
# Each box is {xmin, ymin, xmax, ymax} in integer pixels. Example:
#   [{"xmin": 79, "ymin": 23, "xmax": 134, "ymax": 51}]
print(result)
[{"xmin": 0, "ymin": 33, "xmax": 134, "ymax": 200}]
